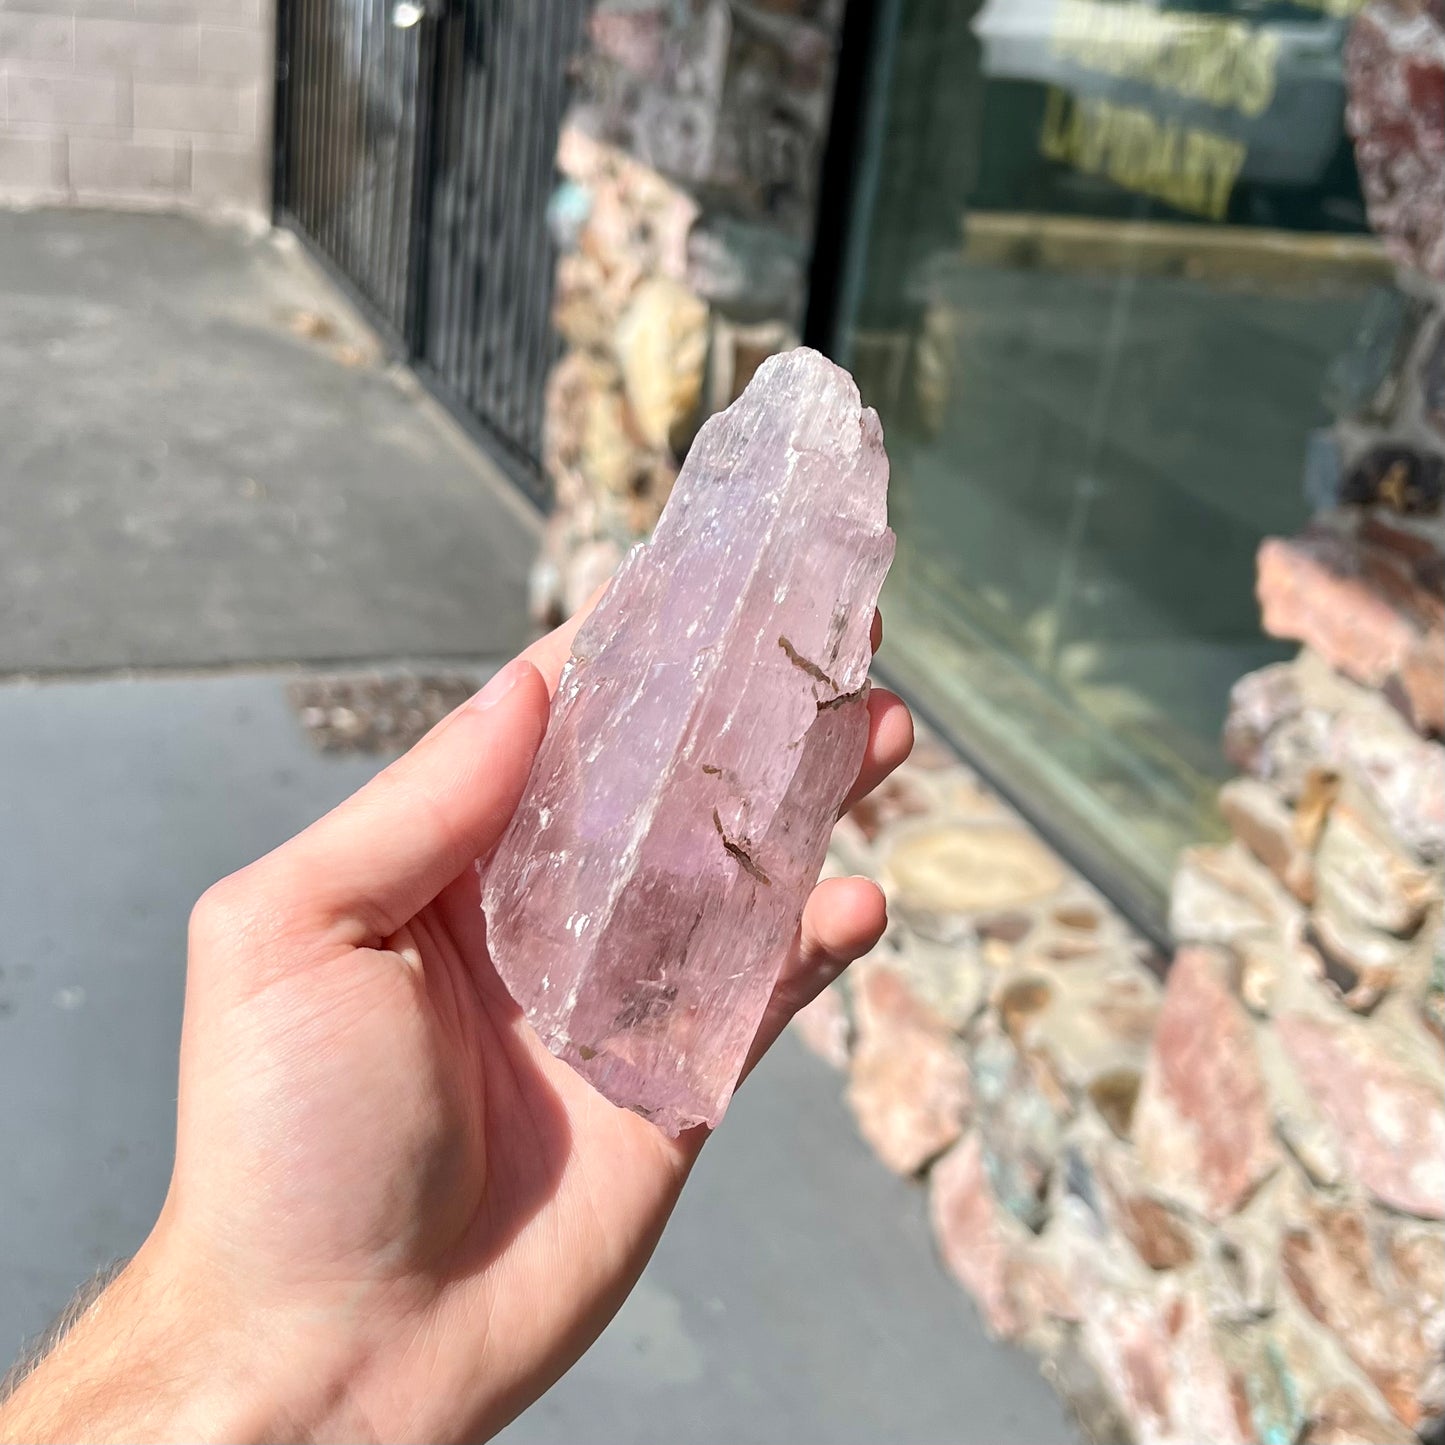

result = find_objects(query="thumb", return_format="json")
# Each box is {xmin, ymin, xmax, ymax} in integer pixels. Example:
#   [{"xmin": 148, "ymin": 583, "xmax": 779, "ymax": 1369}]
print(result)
[{"xmin": 257, "ymin": 659, "xmax": 549, "ymax": 944}]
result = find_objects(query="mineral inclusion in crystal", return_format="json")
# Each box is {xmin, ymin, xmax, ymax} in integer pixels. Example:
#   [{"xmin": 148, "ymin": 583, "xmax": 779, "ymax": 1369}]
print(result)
[{"xmin": 483, "ymin": 348, "xmax": 894, "ymax": 1134}]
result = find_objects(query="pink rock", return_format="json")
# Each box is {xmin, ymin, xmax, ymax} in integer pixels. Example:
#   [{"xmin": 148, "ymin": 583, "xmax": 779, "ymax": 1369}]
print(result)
[
  {"xmin": 1134, "ymin": 948, "xmax": 1280, "ymax": 1221},
  {"xmin": 1276, "ymin": 1010, "xmax": 1445, "ymax": 1218},
  {"xmin": 1222, "ymin": 662, "xmax": 1313, "ymax": 782},
  {"xmin": 588, "ymin": 4, "xmax": 668, "ymax": 76},
  {"xmin": 1256, "ymin": 532, "xmax": 1428, "ymax": 690},
  {"xmin": 484, "ymin": 349, "xmax": 894, "ymax": 1134},
  {"xmin": 1282, "ymin": 1191, "xmax": 1444, "ymax": 1429},
  {"xmin": 968, "ymin": 1016, "xmax": 1062, "ymax": 1229},
  {"xmin": 1394, "ymin": 628, "xmax": 1445, "ymax": 736},
  {"xmin": 1346, "ymin": 0, "xmax": 1445, "ymax": 281},
  {"xmin": 1328, "ymin": 699, "xmax": 1445, "ymax": 861},
  {"xmin": 1082, "ymin": 1284, "xmax": 1251, "ymax": 1445},
  {"xmin": 929, "ymin": 1133, "xmax": 1029, "ymax": 1339},
  {"xmin": 1218, "ymin": 777, "xmax": 1316, "ymax": 904},
  {"xmin": 1303, "ymin": 1386, "xmax": 1417, "ymax": 1445},
  {"xmin": 846, "ymin": 961, "xmax": 971, "ymax": 1174}
]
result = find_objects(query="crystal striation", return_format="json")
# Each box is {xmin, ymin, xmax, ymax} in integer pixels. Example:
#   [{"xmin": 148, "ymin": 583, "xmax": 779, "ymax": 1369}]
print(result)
[{"xmin": 483, "ymin": 347, "xmax": 894, "ymax": 1134}]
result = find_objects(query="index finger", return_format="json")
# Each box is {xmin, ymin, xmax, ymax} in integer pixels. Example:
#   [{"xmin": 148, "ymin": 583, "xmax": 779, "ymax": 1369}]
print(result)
[{"xmin": 519, "ymin": 581, "xmax": 609, "ymax": 694}]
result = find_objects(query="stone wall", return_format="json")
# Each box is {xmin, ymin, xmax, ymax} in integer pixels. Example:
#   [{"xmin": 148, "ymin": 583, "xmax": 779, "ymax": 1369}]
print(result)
[
  {"xmin": 800, "ymin": 609, "xmax": 1443, "ymax": 1439},
  {"xmin": 530, "ymin": 0, "xmax": 843, "ymax": 623},
  {"xmin": 791, "ymin": 4, "xmax": 1445, "ymax": 1439},
  {"xmin": 0, "ymin": 0, "xmax": 272, "ymax": 215},
  {"xmin": 796, "ymin": 670, "xmax": 1443, "ymax": 1444}
]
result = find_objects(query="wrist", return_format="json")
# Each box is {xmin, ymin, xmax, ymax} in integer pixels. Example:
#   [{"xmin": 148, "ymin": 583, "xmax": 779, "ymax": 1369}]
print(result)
[{"xmin": 0, "ymin": 1233, "xmax": 375, "ymax": 1445}]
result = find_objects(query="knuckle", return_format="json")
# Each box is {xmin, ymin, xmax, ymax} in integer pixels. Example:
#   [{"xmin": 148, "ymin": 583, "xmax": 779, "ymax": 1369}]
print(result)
[{"xmin": 189, "ymin": 868, "xmax": 262, "ymax": 947}]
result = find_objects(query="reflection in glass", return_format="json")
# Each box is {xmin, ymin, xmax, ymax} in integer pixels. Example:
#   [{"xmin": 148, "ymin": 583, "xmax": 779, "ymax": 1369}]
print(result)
[{"xmin": 843, "ymin": 0, "xmax": 1380, "ymax": 920}]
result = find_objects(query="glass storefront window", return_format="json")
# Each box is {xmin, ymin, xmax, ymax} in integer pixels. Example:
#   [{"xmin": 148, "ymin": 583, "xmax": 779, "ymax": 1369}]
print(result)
[{"xmin": 838, "ymin": 0, "xmax": 1385, "ymax": 926}]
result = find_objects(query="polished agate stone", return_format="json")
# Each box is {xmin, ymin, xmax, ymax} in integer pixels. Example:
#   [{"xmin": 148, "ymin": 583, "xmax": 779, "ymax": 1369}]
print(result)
[{"xmin": 483, "ymin": 348, "xmax": 894, "ymax": 1133}]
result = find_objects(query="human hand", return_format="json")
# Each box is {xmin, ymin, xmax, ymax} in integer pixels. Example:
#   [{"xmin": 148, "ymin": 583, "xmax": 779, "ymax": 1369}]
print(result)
[{"xmin": 0, "ymin": 600, "xmax": 912, "ymax": 1445}]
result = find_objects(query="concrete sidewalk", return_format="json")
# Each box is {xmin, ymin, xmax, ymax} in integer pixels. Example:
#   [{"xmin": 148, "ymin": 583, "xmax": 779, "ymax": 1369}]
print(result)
[
  {"xmin": 0, "ymin": 670, "xmax": 1075, "ymax": 1445},
  {"xmin": 0, "ymin": 208, "xmax": 537, "ymax": 675}
]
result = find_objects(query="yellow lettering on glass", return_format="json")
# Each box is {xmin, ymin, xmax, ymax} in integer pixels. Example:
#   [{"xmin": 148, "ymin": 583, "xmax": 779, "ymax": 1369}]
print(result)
[
  {"xmin": 1037, "ymin": 88, "xmax": 1248, "ymax": 223},
  {"xmin": 1049, "ymin": 0, "xmax": 1281, "ymax": 118}
]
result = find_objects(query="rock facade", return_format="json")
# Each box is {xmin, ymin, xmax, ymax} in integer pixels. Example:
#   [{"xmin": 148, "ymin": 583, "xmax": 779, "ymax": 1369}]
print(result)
[
  {"xmin": 797, "ymin": 665, "xmax": 1443, "ymax": 1442},
  {"xmin": 531, "ymin": 0, "xmax": 844, "ymax": 622}
]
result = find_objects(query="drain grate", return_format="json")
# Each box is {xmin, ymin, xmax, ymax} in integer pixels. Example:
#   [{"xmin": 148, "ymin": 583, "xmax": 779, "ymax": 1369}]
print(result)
[{"xmin": 287, "ymin": 670, "xmax": 482, "ymax": 755}]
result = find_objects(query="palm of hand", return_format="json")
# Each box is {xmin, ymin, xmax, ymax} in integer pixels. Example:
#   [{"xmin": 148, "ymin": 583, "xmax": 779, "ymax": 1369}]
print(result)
[
  {"xmin": 156, "ymin": 606, "xmax": 910, "ymax": 1444},
  {"xmin": 171, "ymin": 878, "xmax": 687, "ymax": 1442}
]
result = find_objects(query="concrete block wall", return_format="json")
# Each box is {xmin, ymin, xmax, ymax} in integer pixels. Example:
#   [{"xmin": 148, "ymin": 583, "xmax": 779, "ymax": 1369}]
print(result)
[{"xmin": 0, "ymin": 0, "xmax": 273, "ymax": 215}]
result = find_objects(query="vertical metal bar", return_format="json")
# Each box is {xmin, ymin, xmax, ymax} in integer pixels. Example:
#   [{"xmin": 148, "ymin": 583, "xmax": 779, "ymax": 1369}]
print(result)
[
  {"xmin": 285, "ymin": 0, "xmax": 300, "ymax": 223},
  {"xmin": 497, "ymin": 0, "xmax": 528, "ymax": 445},
  {"xmin": 271, "ymin": 0, "xmax": 291, "ymax": 222},
  {"xmin": 500, "ymin": 0, "xmax": 566, "ymax": 470},
  {"xmin": 309, "ymin": 0, "xmax": 327, "ymax": 250},
  {"xmin": 474, "ymin": 0, "xmax": 513, "ymax": 427},
  {"xmin": 440, "ymin": 9, "xmax": 476, "ymax": 385},
  {"xmin": 388, "ymin": 0, "xmax": 411, "ymax": 335},
  {"xmin": 302, "ymin": 0, "xmax": 321, "ymax": 234},
  {"xmin": 336, "ymin": 1, "xmax": 355, "ymax": 270},
  {"xmin": 359, "ymin": 0, "xmax": 383, "ymax": 320},
  {"xmin": 469, "ymin": 0, "xmax": 517, "ymax": 418},
  {"xmin": 417, "ymin": 24, "xmax": 451, "ymax": 370},
  {"xmin": 312, "ymin": 0, "xmax": 332, "ymax": 255},
  {"xmin": 291, "ymin": 0, "xmax": 311, "ymax": 230},
  {"xmin": 427, "ymin": 11, "xmax": 458, "ymax": 378},
  {"xmin": 449, "ymin": 0, "xmax": 483, "ymax": 396},
  {"xmin": 388, "ymin": 0, "xmax": 412, "ymax": 334},
  {"xmin": 501, "ymin": 0, "xmax": 533, "ymax": 432},
  {"xmin": 323, "ymin": 0, "xmax": 346, "ymax": 266},
  {"xmin": 345, "ymin": 0, "xmax": 369, "ymax": 301},
  {"xmin": 515, "ymin": 0, "xmax": 570, "ymax": 462},
  {"xmin": 384, "ymin": 9, "xmax": 411, "ymax": 333},
  {"xmin": 511, "ymin": 0, "xmax": 549, "ymax": 450},
  {"xmin": 390, "ymin": 3, "xmax": 414, "ymax": 335},
  {"xmin": 334, "ymin": 0, "xmax": 354, "ymax": 283},
  {"xmin": 426, "ymin": 11, "xmax": 453, "ymax": 374},
  {"xmin": 302, "ymin": 0, "xmax": 321, "ymax": 235},
  {"xmin": 454, "ymin": 0, "xmax": 494, "ymax": 398},
  {"xmin": 517, "ymin": 1, "xmax": 560, "ymax": 471},
  {"xmin": 508, "ymin": 0, "xmax": 546, "ymax": 445},
  {"xmin": 403, "ymin": 17, "xmax": 439, "ymax": 356}
]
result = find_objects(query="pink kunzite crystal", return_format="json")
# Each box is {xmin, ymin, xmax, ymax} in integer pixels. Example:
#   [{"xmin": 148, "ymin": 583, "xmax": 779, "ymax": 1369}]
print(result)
[{"xmin": 483, "ymin": 347, "xmax": 894, "ymax": 1134}]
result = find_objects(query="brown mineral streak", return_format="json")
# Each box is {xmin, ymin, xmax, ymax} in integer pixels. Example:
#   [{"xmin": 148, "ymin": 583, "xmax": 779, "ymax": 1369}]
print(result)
[
  {"xmin": 817, "ymin": 685, "xmax": 868, "ymax": 713},
  {"xmin": 778, "ymin": 634, "xmax": 839, "ymax": 689},
  {"xmin": 712, "ymin": 807, "xmax": 773, "ymax": 886}
]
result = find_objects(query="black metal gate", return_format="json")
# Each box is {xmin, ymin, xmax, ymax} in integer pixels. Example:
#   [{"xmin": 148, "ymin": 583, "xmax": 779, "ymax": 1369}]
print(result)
[{"xmin": 274, "ymin": 0, "xmax": 586, "ymax": 500}]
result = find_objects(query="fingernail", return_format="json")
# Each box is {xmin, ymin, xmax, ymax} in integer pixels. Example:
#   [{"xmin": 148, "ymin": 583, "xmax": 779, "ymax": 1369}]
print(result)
[{"xmin": 468, "ymin": 659, "xmax": 528, "ymax": 714}]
